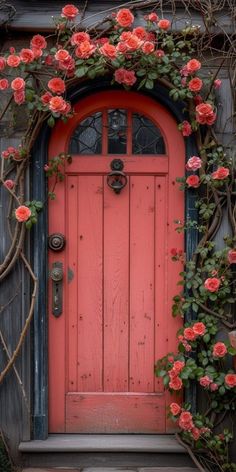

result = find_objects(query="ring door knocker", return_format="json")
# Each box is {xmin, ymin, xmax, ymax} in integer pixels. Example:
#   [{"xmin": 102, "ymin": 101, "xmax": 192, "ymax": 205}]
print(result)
[{"xmin": 107, "ymin": 158, "xmax": 128, "ymax": 194}]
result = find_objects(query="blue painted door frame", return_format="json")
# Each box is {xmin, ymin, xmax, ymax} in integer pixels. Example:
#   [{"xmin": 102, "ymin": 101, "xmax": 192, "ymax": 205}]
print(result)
[{"xmin": 31, "ymin": 80, "xmax": 198, "ymax": 439}]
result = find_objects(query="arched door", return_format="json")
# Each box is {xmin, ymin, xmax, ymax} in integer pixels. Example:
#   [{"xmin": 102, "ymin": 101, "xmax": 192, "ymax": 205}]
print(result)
[{"xmin": 48, "ymin": 91, "xmax": 184, "ymax": 433}]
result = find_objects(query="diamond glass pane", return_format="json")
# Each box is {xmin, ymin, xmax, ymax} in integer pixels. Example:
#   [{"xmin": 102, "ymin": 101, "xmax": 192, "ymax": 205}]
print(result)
[
  {"xmin": 132, "ymin": 113, "xmax": 165, "ymax": 154},
  {"xmin": 69, "ymin": 112, "xmax": 102, "ymax": 154},
  {"xmin": 108, "ymin": 109, "xmax": 127, "ymax": 154}
]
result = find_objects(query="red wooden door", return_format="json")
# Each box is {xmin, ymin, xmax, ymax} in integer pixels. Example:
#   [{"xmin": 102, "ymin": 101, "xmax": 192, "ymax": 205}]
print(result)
[{"xmin": 48, "ymin": 91, "xmax": 184, "ymax": 433}]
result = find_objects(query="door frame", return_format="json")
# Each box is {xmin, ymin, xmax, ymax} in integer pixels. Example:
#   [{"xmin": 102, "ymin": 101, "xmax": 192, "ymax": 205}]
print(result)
[{"xmin": 31, "ymin": 79, "xmax": 198, "ymax": 440}]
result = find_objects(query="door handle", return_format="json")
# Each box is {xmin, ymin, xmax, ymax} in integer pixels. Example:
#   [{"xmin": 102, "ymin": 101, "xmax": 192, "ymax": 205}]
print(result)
[{"xmin": 50, "ymin": 262, "xmax": 63, "ymax": 317}]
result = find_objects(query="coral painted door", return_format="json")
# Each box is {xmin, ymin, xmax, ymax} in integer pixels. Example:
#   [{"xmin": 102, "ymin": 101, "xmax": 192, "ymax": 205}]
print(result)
[{"xmin": 48, "ymin": 91, "xmax": 184, "ymax": 433}]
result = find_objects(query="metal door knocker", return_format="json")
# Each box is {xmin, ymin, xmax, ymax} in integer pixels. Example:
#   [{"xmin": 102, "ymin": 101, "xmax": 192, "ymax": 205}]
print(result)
[{"xmin": 107, "ymin": 159, "xmax": 127, "ymax": 194}]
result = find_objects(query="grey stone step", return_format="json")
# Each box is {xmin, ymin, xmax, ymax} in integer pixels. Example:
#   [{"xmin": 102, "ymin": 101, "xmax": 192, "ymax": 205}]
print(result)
[
  {"xmin": 22, "ymin": 468, "xmax": 198, "ymax": 471},
  {"xmin": 19, "ymin": 435, "xmax": 185, "ymax": 453}
]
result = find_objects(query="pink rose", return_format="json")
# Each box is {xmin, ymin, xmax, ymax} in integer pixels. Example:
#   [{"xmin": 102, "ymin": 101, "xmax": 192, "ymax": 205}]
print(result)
[
  {"xmin": 158, "ymin": 19, "xmax": 170, "ymax": 30},
  {"xmin": 191, "ymin": 427, "xmax": 200, "ymax": 440},
  {"xmin": 147, "ymin": 12, "xmax": 159, "ymax": 22},
  {"xmin": 181, "ymin": 120, "xmax": 192, "ymax": 137},
  {"xmin": 61, "ymin": 4, "xmax": 79, "ymax": 20},
  {"xmin": 14, "ymin": 90, "xmax": 25, "ymax": 105},
  {"xmin": 210, "ymin": 383, "xmax": 219, "ymax": 391},
  {"xmin": 114, "ymin": 68, "xmax": 136, "ymax": 86},
  {"xmin": 30, "ymin": 34, "xmax": 47, "ymax": 49},
  {"xmin": 32, "ymin": 48, "xmax": 43, "ymax": 59},
  {"xmin": 196, "ymin": 103, "xmax": 216, "ymax": 125},
  {"xmin": 116, "ymin": 9, "xmax": 134, "ymax": 27},
  {"xmin": 6, "ymin": 54, "xmax": 21, "ymax": 67},
  {"xmin": 169, "ymin": 376, "xmax": 183, "ymax": 390},
  {"xmin": 214, "ymin": 79, "xmax": 222, "ymax": 89},
  {"xmin": 0, "ymin": 57, "xmax": 6, "ymax": 70},
  {"xmin": 3, "ymin": 179, "xmax": 14, "ymax": 189},
  {"xmin": 155, "ymin": 49, "xmax": 165, "ymax": 58},
  {"xmin": 225, "ymin": 373, "xmax": 236, "ymax": 388},
  {"xmin": 170, "ymin": 402, "xmax": 181, "ymax": 416},
  {"xmin": 199, "ymin": 375, "xmax": 212, "ymax": 387},
  {"xmin": 186, "ymin": 59, "xmax": 201, "ymax": 73},
  {"xmin": 228, "ymin": 249, "xmax": 236, "ymax": 264},
  {"xmin": 125, "ymin": 34, "xmax": 141, "ymax": 51},
  {"xmin": 204, "ymin": 277, "xmax": 220, "ymax": 292},
  {"xmin": 75, "ymin": 41, "xmax": 96, "ymax": 59},
  {"xmin": 173, "ymin": 360, "xmax": 185, "ymax": 373},
  {"xmin": 100, "ymin": 43, "xmax": 117, "ymax": 59},
  {"xmin": 15, "ymin": 205, "xmax": 31, "ymax": 222},
  {"xmin": 213, "ymin": 342, "xmax": 227, "ymax": 358},
  {"xmin": 192, "ymin": 322, "xmax": 206, "ymax": 336},
  {"xmin": 0, "ymin": 79, "xmax": 9, "ymax": 90},
  {"xmin": 133, "ymin": 27, "xmax": 147, "ymax": 40},
  {"xmin": 49, "ymin": 96, "xmax": 67, "ymax": 113},
  {"xmin": 20, "ymin": 48, "xmax": 34, "ymax": 63},
  {"xmin": 186, "ymin": 175, "xmax": 200, "ymax": 188},
  {"xmin": 186, "ymin": 156, "xmax": 202, "ymax": 171},
  {"xmin": 211, "ymin": 166, "xmax": 229, "ymax": 180},
  {"xmin": 142, "ymin": 41, "xmax": 155, "ymax": 54},
  {"xmin": 41, "ymin": 92, "xmax": 53, "ymax": 104},
  {"xmin": 183, "ymin": 327, "xmax": 196, "ymax": 341},
  {"xmin": 11, "ymin": 77, "xmax": 25, "ymax": 91},
  {"xmin": 55, "ymin": 49, "xmax": 70, "ymax": 61},
  {"xmin": 179, "ymin": 411, "xmax": 194, "ymax": 431},
  {"xmin": 48, "ymin": 77, "xmax": 66, "ymax": 94},
  {"xmin": 71, "ymin": 32, "xmax": 90, "ymax": 45}
]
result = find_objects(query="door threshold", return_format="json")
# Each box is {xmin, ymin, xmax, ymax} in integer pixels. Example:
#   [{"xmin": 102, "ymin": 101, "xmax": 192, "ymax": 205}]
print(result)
[{"xmin": 19, "ymin": 434, "xmax": 184, "ymax": 453}]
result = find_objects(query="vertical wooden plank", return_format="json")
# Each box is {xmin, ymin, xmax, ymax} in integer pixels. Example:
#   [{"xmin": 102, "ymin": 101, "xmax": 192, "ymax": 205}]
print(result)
[
  {"xmin": 129, "ymin": 176, "xmax": 155, "ymax": 393},
  {"xmin": 48, "ymin": 177, "xmax": 66, "ymax": 432},
  {"xmin": 67, "ymin": 176, "xmax": 78, "ymax": 392},
  {"xmin": 103, "ymin": 178, "xmax": 129, "ymax": 392},
  {"xmin": 155, "ymin": 176, "xmax": 168, "ymax": 393},
  {"xmin": 76, "ymin": 176, "xmax": 103, "ymax": 392}
]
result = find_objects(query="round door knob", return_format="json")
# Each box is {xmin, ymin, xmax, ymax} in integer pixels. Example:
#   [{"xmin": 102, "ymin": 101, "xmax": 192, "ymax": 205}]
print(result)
[
  {"xmin": 48, "ymin": 233, "xmax": 65, "ymax": 251},
  {"xmin": 50, "ymin": 267, "xmax": 63, "ymax": 282}
]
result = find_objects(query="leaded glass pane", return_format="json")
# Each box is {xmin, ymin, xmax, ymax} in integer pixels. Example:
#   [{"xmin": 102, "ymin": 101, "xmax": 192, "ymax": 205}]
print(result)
[
  {"xmin": 69, "ymin": 112, "xmax": 102, "ymax": 154},
  {"xmin": 108, "ymin": 109, "xmax": 127, "ymax": 154},
  {"xmin": 132, "ymin": 114, "xmax": 165, "ymax": 154}
]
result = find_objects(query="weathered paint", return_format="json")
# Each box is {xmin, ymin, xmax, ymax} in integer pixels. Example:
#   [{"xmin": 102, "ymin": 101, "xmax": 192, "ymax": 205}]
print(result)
[{"xmin": 48, "ymin": 91, "xmax": 184, "ymax": 433}]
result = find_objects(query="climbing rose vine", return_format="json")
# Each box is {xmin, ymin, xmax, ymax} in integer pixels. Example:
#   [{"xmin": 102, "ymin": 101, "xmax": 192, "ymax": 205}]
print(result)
[{"xmin": 0, "ymin": 4, "xmax": 235, "ymax": 471}]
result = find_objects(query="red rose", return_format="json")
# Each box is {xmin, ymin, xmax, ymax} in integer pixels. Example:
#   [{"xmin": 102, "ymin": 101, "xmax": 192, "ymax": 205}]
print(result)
[
  {"xmin": 48, "ymin": 77, "xmax": 66, "ymax": 94},
  {"xmin": 49, "ymin": 96, "xmax": 67, "ymax": 113},
  {"xmin": 71, "ymin": 32, "xmax": 90, "ymax": 45},
  {"xmin": 186, "ymin": 175, "xmax": 200, "ymax": 188},
  {"xmin": 14, "ymin": 90, "xmax": 25, "ymax": 105},
  {"xmin": 11, "ymin": 77, "xmax": 25, "ymax": 91},
  {"xmin": 183, "ymin": 327, "xmax": 196, "ymax": 341},
  {"xmin": 0, "ymin": 57, "xmax": 6, "ymax": 70},
  {"xmin": 228, "ymin": 249, "xmax": 236, "ymax": 264},
  {"xmin": 61, "ymin": 4, "xmax": 79, "ymax": 20},
  {"xmin": 75, "ymin": 41, "xmax": 96, "ymax": 59},
  {"xmin": 199, "ymin": 375, "xmax": 212, "ymax": 387},
  {"xmin": 186, "ymin": 59, "xmax": 201, "ymax": 73},
  {"xmin": 30, "ymin": 34, "xmax": 47, "ymax": 49},
  {"xmin": 41, "ymin": 92, "xmax": 53, "ymax": 104},
  {"xmin": 116, "ymin": 9, "xmax": 134, "ymax": 27},
  {"xmin": 133, "ymin": 27, "xmax": 147, "ymax": 40},
  {"xmin": 45, "ymin": 55, "xmax": 53, "ymax": 66},
  {"xmin": 15, "ymin": 205, "xmax": 31, "ymax": 222},
  {"xmin": 204, "ymin": 277, "xmax": 220, "ymax": 292},
  {"xmin": 213, "ymin": 342, "xmax": 227, "ymax": 358},
  {"xmin": 20, "ymin": 48, "xmax": 34, "ymax": 63},
  {"xmin": 3, "ymin": 179, "xmax": 14, "ymax": 189},
  {"xmin": 158, "ymin": 19, "xmax": 170, "ymax": 30},
  {"xmin": 170, "ymin": 402, "xmax": 181, "ymax": 416},
  {"xmin": 211, "ymin": 166, "xmax": 229, "ymax": 180},
  {"xmin": 194, "ymin": 95, "xmax": 203, "ymax": 106},
  {"xmin": 225, "ymin": 373, "xmax": 236, "ymax": 388},
  {"xmin": 188, "ymin": 77, "xmax": 203, "ymax": 92},
  {"xmin": 0, "ymin": 79, "xmax": 9, "ymax": 90},
  {"xmin": 192, "ymin": 322, "xmax": 206, "ymax": 336},
  {"xmin": 142, "ymin": 41, "xmax": 155, "ymax": 54},
  {"xmin": 100, "ymin": 42, "xmax": 117, "ymax": 59},
  {"xmin": 185, "ymin": 156, "xmax": 202, "ymax": 171},
  {"xmin": 169, "ymin": 376, "xmax": 182, "ymax": 390},
  {"xmin": 7, "ymin": 54, "xmax": 21, "ymax": 67},
  {"xmin": 181, "ymin": 120, "xmax": 192, "ymax": 137}
]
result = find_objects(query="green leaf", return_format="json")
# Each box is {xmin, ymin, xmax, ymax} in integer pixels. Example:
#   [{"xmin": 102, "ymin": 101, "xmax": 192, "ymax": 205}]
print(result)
[
  {"xmin": 219, "ymin": 386, "xmax": 226, "ymax": 395},
  {"xmin": 136, "ymin": 69, "xmax": 147, "ymax": 77},
  {"xmin": 203, "ymin": 334, "xmax": 210, "ymax": 343},
  {"xmin": 75, "ymin": 66, "xmax": 88, "ymax": 78},
  {"xmin": 47, "ymin": 116, "xmax": 55, "ymax": 128},
  {"xmin": 145, "ymin": 78, "xmax": 154, "ymax": 90}
]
